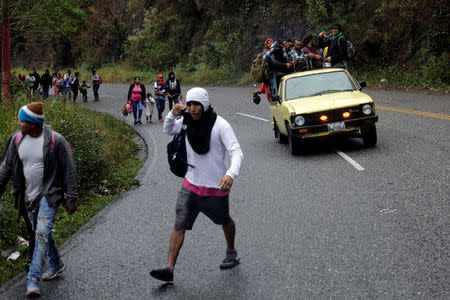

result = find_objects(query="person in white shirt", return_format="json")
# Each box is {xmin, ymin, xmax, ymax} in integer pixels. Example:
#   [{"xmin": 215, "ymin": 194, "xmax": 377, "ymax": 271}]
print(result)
[
  {"xmin": 150, "ymin": 87, "xmax": 244, "ymax": 282},
  {"xmin": 25, "ymin": 73, "xmax": 36, "ymax": 95}
]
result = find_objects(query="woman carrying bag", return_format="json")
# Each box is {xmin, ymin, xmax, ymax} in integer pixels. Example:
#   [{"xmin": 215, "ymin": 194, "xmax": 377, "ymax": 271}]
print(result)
[{"xmin": 127, "ymin": 76, "xmax": 146, "ymax": 125}]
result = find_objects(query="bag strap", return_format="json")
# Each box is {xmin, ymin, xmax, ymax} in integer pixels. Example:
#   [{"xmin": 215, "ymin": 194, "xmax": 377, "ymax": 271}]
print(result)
[
  {"xmin": 51, "ymin": 131, "xmax": 55, "ymax": 150},
  {"xmin": 337, "ymin": 35, "xmax": 347, "ymax": 59},
  {"xmin": 15, "ymin": 130, "xmax": 70, "ymax": 153},
  {"xmin": 14, "ymin": 132, "xmax": 23, "ymax": 148},
  {"xmin": 178, "ymin": 121, "xmax": 195, "ymax": 169}
]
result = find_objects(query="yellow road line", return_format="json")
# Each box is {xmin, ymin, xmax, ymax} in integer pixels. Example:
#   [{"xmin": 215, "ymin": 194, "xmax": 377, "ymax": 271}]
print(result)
[{"xmin": 377, "ymin": 106, "xmax": 450, "ymax": 120}]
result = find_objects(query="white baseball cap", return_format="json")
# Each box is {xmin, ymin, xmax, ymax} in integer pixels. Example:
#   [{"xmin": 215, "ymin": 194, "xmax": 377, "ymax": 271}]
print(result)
[{"xmin": 186, "ymin": 87, "xmax": 210, "ymax": 111}]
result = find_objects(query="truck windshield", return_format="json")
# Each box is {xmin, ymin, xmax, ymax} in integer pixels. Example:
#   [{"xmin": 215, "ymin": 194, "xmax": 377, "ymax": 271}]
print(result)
[{"xmin": 285, "ymin": 71, "xmax": 357, "ymax": 100}]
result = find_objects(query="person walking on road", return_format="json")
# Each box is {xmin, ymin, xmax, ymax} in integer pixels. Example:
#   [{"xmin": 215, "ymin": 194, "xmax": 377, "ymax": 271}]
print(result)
[
  {"xmin": 127, "ymin": 76, "xmax": 146, "ymax": 125},
  {"xmin": 154, "ymin": 74, "xmax": 167, "ymax": 122},
  {"xmin": 144, "ymin": 92, "xmax": 155, "ymax": 123},
  {"xmin": 70, "ymin": 72, "xmax": 80, "ymax": 102},
  {"xmin": 0, "ymin": 102, "xmax": 78, "ymax": 297},
  {"xmin": 63, "ymin": 69, "xmax": 72, "ymax": 97},
  {"xmin": 53, "ymin": 73, "xmax": 63, "ymax": 97},
  {"xmin": 40, "ymin": 70, "xmax": 52, "ymax": 99},
  {"xmin": 25, "ymin": 73, "xmax": 36, "ymax": 96},
  {"xmin": 91, "ymin": 69, "xmax": 101, "ymax": 101},
  {"xmin": 165, "ymin": 71, "xmax": 181, "ymax": 110},
  {"xmin": 32, "ymin": 69, "xmax": 40, "ymax": 95},
  {"xmin": 150, "ymin": 87, "xmax": 244, "ymax": 282}
]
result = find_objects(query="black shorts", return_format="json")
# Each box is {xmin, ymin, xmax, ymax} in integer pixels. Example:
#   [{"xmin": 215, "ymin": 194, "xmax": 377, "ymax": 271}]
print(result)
[{"xmin": 175, "ymin": 186, "xmax": 232, "ymax": 230}]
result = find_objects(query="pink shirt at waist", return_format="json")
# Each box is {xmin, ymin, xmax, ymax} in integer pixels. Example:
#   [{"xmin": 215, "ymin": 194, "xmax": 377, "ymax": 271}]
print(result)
[
  {"xmin": 131, "ymin": 85, "xmax": 142, "ymax": 101},
  {"xmin": 182, "ymin": 178, "xmax": 230, "ymax": 197}
]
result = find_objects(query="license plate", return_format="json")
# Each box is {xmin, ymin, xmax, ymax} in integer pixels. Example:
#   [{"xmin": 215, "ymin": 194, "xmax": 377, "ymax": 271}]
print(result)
[{"xmin": 327, "ymin": 122, "xmax": 346, "ymax": 132}]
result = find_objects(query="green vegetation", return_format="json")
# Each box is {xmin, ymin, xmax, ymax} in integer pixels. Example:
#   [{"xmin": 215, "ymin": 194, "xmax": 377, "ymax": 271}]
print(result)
[
  {"xmin": 4, "ymin": 0, "xmax": 449, "ymax": 91},
  {"xmin": 0, "ymin": 90, "xmax": 143, "ymax": 286}
]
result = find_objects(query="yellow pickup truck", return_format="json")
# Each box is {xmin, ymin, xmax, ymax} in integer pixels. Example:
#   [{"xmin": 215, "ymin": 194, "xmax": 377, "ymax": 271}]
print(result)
[{"xmin": 270, "ymin": 68, "xmax": 378, "ymax": 155}]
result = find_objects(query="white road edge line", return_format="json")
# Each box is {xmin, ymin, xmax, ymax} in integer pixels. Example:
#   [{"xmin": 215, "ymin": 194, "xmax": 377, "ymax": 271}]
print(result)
[
  {"xmin": 236, "ymin": 112, "xmax": 269, "ymax": 122},
  {"xmin": 336, "ymin": 150, "xmax": 365, "ymax": 171}
]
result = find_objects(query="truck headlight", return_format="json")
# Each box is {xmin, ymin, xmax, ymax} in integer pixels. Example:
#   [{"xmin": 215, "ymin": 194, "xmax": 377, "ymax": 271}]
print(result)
[
  {"xmin": 294, "ymin": 116, "xmax": 305, "ymax": 126},
  {"xmin": 362, "ymin": 104, "xmax": 373, "ymax": 115}
]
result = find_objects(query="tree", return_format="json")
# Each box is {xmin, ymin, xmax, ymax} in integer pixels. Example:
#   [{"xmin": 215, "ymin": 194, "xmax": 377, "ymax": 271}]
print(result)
[
  {"xmin": 1, "ymin": 0, "xmax": 11, "ymax": 103},
  {"xmin": 0, "ymin": 0, "xmax": 86, "ymax": 104}
]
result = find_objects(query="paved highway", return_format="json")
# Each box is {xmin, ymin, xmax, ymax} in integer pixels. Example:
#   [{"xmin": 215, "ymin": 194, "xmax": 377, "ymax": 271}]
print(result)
[{"xmin": 1, "ymin": 85, "xmax": 449, "ymax": 299}]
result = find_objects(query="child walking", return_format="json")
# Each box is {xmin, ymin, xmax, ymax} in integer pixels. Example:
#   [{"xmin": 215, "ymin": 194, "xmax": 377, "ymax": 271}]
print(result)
[
  {"xmin": 144, "ymin": 93, "xmax": 155, "ymax": 123},
  {"xmin": 79, "ymin": 81, "xmax": 90, "ymax": 102}
]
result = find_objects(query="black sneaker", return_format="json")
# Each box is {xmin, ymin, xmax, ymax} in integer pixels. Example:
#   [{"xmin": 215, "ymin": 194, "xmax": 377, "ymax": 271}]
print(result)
[
  {"xmin": 220, "ymin": 258, "xmax": 240, "ymax": 269},
  {"xmin": 134, "ymin": 121, "xmax": 138, "ymax": 125},
  {"xmin": 150, "ymin": 268, "xmax": 173, "ymax": 282},
  {"xmin": 220, "ymin": 251, "xmax": 240, "ymax": 269},
  {"xmin": 137, "ymin": 120, "xmax": 142, "ymax": 125}
]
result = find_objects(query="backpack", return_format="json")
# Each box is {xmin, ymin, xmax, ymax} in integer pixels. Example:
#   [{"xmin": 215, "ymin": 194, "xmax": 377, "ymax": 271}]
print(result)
[
  {"xmin": 13, "ymin": 130, "xmax": 71, "ymax": 153},
  {"xmin": 166, "ymin": 123, "xmax": 194, "ymax": 178},
  {"xmin": 251, "ymin": 53, "xmax": 267, "ymax": 83},
  {"xmin": 338, "ymin": 36, "xmax": 355, "ymax": 59},
  {"xmin": 97, "ymin": 76, "xmax": 102, "ymax": 84}
]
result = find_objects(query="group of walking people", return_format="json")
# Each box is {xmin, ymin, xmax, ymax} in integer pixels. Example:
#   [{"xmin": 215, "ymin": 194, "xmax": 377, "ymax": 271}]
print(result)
[
  {"xmin": 127, "ymin": 71, "xmax": 181, "ymax": 125},
  {"xmin": 0, "ymin": 84, "xmax": 243, "ymax": 296},
  {"xmin": 19, "ymin": 69, "xmax": 102, "ymax": 102}
]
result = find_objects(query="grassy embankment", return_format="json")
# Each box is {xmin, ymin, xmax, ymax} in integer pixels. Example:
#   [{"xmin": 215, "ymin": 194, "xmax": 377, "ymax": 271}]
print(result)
[{"xmin": 0, "ymin": 92, "xmax": 143, "ymax": 286}]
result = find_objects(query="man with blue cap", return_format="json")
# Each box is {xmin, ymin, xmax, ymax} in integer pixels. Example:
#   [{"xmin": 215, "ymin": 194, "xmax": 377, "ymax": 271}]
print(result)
[
  {"xmin": 0, "ymin": 102, "xmax": 78, "ymax": 297},
  {"xmin": 150, "ymin": 87, "xmax": 244, "ymax": 282}
]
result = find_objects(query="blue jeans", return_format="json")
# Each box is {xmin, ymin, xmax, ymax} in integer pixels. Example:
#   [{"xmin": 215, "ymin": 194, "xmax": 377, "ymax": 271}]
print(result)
[
  {"xmin": 269, "ymin": 76, "xmax": 278, "ymax": 97},
  {"xmin": 131, "ymin": 100, "xmax": 143, "ymax": 121},
  {"xmin": 156, "ymin": 96, "xmax": 165, "ymax": 119},
  {"xmin": 27, "ymin": 197, "xmax": 61, "ymax": 281},
  {"xmin": 92, "ymin": 84, "xmax": 100, "ymax": 100}
]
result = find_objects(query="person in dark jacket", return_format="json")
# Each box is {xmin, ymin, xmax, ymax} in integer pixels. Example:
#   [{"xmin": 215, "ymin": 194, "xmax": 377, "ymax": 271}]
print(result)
[
  {"xmin": 40, "ymin": 70, "xmax": 52, "ymax": 99},
  {"xmin": 0, "ymin": 102, "xmax": 77, "ymax": 297},
  {"xmin": 127, "ymin": 76, "xmax": 147, "ymax": 125},
  {"xmin": 318, "ymin": 23, "xmax": 348, "ymax": 69},
  {"xmin": 154, "ymin": 74, "xmax": 167, "ymax": 122},
  {"xmin": 32, "ymin": 69, "xmax": 40, "ymax": 95},
  {"xmin": 1, "ymin": 134, "xmax": 35, "ymax": 274},
  {"xmin": 165, "ymin": 71, "xmax": 181, "ymax": 110},
  {"xmin": 265, "ymin": 41, "xmax": 292, "ymax": 97},
  {"xmin": 70, "ymin": 72, "xmax": 80, "ymax": 102},
  {"xmin": 91, "ymin": 69, "xmax": 101, "ymax": 101}
]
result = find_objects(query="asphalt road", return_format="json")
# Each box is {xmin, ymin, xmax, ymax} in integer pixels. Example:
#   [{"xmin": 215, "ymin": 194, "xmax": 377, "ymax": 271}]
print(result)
[{"xmin": 1, "ymin": 84, "xmax": 449, "ymax": 299}]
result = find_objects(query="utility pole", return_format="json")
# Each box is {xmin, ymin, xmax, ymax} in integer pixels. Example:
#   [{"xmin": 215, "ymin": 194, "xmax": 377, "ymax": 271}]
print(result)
[{"xmin": 1, "ymin": 1, "xmax": 11, "ymax": 104}]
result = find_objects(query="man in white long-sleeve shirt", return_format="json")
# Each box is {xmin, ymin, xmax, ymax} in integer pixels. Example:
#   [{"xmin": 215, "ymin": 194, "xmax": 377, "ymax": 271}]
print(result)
[{"xmin": 150, "ymin": 87, "xmax": 244, "ymax": 282}]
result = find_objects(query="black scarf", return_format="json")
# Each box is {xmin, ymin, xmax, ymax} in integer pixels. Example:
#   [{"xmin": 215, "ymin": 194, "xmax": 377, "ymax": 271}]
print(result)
[{"xmin": 183, "ymin": 107, "xmax": 217, "ymax": 154}]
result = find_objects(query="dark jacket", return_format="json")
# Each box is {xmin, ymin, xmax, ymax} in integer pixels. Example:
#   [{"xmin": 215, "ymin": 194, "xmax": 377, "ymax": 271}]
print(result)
[
  {"xmin": 165, "ymin": 72, "xmax": 181, "ymax": 96},
  {"xmin": 154, "ymin": 81, "xmax": 167, "ymax": 98},
  {"xmin": 2, "ymin": 134, "xmax": 26, "ymax": 218},
  {"xmin": 70, "ymin": 77, "xmax": 80, "ymax": 92},
  {"xmin": 40, "ymin": 73, "xmax": 52, "ymax": 87},
  {"xmin": 32, "ymin": 72, "xmax": 40, "ymax": 88},
  {"xmin": 0, "ymin": 125, "xmax": 78, "ymax": 208},
  {"xmin": 319, "ymin": 33, "xmax": 348, "ymax": 65},
  {"xmin": 127, "ymin": 83, "xmax": 146, "ymax": 101},
  {"xmin": 266, "ymin": 43, "xmax": 288, "ymax": 76}
]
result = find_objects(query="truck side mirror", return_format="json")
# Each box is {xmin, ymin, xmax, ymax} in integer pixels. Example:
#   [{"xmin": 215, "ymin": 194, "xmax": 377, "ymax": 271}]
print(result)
[
  {"xmin": 271, "ymin": 95, "xmax": 280, "ymax": 103},
  {"xmin": 359, "ymin": 82, "xmax": 366, "ymax": 90}
]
